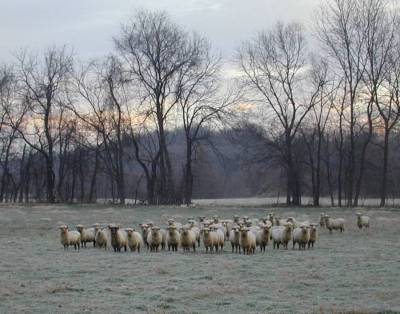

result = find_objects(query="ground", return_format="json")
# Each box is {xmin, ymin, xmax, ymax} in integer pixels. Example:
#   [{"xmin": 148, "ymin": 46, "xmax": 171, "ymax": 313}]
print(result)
[{"xmin": 0, "ymin": 203, "xmax": 399, "ymax": 314}]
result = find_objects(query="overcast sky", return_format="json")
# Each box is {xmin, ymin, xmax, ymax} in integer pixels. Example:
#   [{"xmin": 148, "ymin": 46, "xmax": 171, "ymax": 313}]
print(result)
[{"xmin": 0, "ymin": 0, "xmax": 320, "ymax": 62}]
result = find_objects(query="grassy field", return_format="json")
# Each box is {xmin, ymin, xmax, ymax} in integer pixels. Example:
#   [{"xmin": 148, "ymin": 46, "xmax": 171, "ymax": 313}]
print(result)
[{"xmin": 0, "ymin": 203, "xmax": 399, "ymax": 314}]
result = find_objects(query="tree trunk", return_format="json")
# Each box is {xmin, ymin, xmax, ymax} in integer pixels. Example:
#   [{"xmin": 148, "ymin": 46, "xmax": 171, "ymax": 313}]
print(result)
[
  {"xmin": 324, "ymin": 136, "xmax": 335, "ymax": 207},
  {"xmin": 314, "ymin": 131, "xmax": 322, "ymax": 207},
  {"xmin": 70, "ymin": 160, "xmax": 76, "ymax": 203},
  {"xmin": 88, "ymin": 146, "xmax": 99, "ymax": 203},
  {"xmin": 354, "ymin": 105, "xmax": 373, "ymax": 207},
  {"xmin": 337, "ymin": 114, "xmax": 344, "ymax": 207},
  {"xmin": 45, "ymin": 157, "xmax": 56, "ymax": 203},
  {"xmin": 184, "ymin": 139, "xmax": 194, "ymax": 206},
  {"xmin": 286, "ymin": 134, "xmax": 301, "ymax": 206},
  {"xmin": 380, "ymin": 126, "xmax": 390, "ymax": 207},
  {"xmin": 78, "ymin": 149, "xmax": 85, "ymax": 203}
]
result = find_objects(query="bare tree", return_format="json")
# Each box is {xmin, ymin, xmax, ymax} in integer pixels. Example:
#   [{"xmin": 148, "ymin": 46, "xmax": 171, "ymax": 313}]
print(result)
[
  {"xmin": 302, "ymin": 59, "xmax": 337, "ymax": 206},
  {"xmin": 174, "ymin": 38, "xmax": 237, "ymax": 205},
  {"xmin": 10, "ymin": 47, "xmax": 73, "ymax": 203},
  {"xmin": 238, "ymin": 22, "xmax": 324, "ymax": 205},
  {"xmin": 363, "ymin": 2, "xmax": 400, "ymax": 207},
  {"xmin": 114, "ymin": 10, "xmax": 206, "ymax": 204},
  {"xmin": 316, "ymin": 0, "xmax": 372, "ymax": 206},
  {"xmin": 70, "ymin": 57, "xmax": 128, "ymax": 204},
  {"xmin": 0, "ymin": 65, "xmax": 24, "ymax": 202}
]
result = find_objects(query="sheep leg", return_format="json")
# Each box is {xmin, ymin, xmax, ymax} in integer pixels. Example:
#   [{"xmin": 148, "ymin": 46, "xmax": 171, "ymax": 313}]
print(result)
[{"xmin": 193, "ymin": 244, "xmax": 196, "ymax": 252}]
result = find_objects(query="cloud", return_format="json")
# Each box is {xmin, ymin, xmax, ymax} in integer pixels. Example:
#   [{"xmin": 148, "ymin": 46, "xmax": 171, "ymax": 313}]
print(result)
[{"xmin": 0, "ymin": 0, "xmax": 320, "ymax": 63}]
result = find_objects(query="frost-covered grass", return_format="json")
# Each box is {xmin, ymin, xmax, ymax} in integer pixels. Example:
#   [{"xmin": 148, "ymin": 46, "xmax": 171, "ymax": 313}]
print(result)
[{"xmin": 0, "ymin": 203, "xmax": 399, "ymax": 314}]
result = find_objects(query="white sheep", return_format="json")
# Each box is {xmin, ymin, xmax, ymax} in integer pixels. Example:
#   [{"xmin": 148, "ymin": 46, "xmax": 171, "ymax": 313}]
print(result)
[
  {"xmin": 202, "ymin": 228, "xmax": 218, "ymax": 252},
  {"xmin": 229, "ymin": 227, "xmax": 241, "ymax": 253},
  {"xmin": 213, "ymin": 215, "xmax": 220, "ymax": 224},
  {"xmin": 188, "ymin": 220, "xmax": 201, "ymax": 247},
  {"xmin": 95, "ymin": 227, "xmax": 110, "ymax": 250},
  {"xmin": 166, "ymin": 225, "xmax": 181, "ymax": 252},
  {"xmin": 239, "ymin": 227, "xmax": 256, "ymax": 255},
  {"xmin": 271, "ymin": 223, "xmax": 293, "ymax": 249},
  {"xmin": 256, "ymin": 225, "xmax": 271, "ymax": 252},
  {"xmin": 187, "ymin": 217, "xmax": 199, "ymax": 227},
  {"xmin": 59, "ymin": 225, "xmax": 81, "ymax": 250},
  {"xmin": 325, "ymin": 216, "xmax": 345, "ymax": 233},
  {"xmin": 180, "ymin": 227, "xmax": 197, "ymax": 252},
  {"xmin": 308, "ymin": 224, "xmax": 318, "ymax": 248},
  {"xmin": 167, "ymin": 219, "xmax": 183, "ymax": 231},
  {"xmin": 356, "ymin": 212, "xmax": 370, "ymax": 229},
  {"xmin": 212, "ymin": 226, "xmax": 225, "ymax": 251},
  {"xmin": 125, "ymin": 228, "xmax": 143, "ymax": 252},
  {"xmin": 147, "ymin": 226, "xmax": 163, "ymax": 252},
  {"xmin": 292, "ymin": 225, "xmax": 310, "ymax": 250},
  {"xmin": 209, "ymin": 222, "xmax": 225, "ymax": 235},
  {"xmin": 76, "ymin": 224, "xmax": 97, "ymax": 248},
  {"xmin": 221, "ymin": 220, "xmax": 234, "ymax": 241},
  {"xmin": 139, "ymin": 223, "xmax": 153, "ymax": 250},
  {"xmin": 108, "ymin": 224, "xmax": 128, "ymax": 252},
  {"xmin": 319, "ymin": 213, "xmax": 326, "ymax": 227}
]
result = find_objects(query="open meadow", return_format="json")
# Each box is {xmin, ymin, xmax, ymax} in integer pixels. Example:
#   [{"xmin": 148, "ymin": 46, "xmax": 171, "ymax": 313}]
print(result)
[{"xmin": 0, "ymin": 203, "xmax": 399, "ymax": 314}]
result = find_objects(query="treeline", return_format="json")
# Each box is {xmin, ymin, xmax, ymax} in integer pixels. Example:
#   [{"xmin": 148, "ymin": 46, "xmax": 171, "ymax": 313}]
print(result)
[{"xmin": 1, "ymin": 0, "xmax": 400, "ymax": 207}]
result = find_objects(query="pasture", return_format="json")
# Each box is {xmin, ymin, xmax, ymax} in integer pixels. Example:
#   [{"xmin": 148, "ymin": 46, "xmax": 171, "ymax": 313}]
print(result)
[{"xmin": 0, "ymin": 203, "xmax": 399, "ymax": 313}]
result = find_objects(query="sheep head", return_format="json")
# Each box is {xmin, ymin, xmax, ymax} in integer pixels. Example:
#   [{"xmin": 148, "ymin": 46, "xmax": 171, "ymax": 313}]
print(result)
[
  {"xmin": 125, "ymin": 228, "xmax": 134, "ymax": 235},
  {"xmin": 59, "ymin": 225, "xmax": 68, "ymax": 234},
  {"xmin": 76, "ymin": 224, "xmax": 85, "ymax": 233},
  {"xmin": 108, "ymin": 224, "xmax": 120, "ymax": 236}
]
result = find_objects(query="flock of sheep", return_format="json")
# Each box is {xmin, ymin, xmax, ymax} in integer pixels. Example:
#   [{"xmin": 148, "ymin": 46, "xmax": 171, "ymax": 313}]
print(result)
[{"xmin": 58, "ymin": 212, "xmax": 370, "ymax": 254}]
